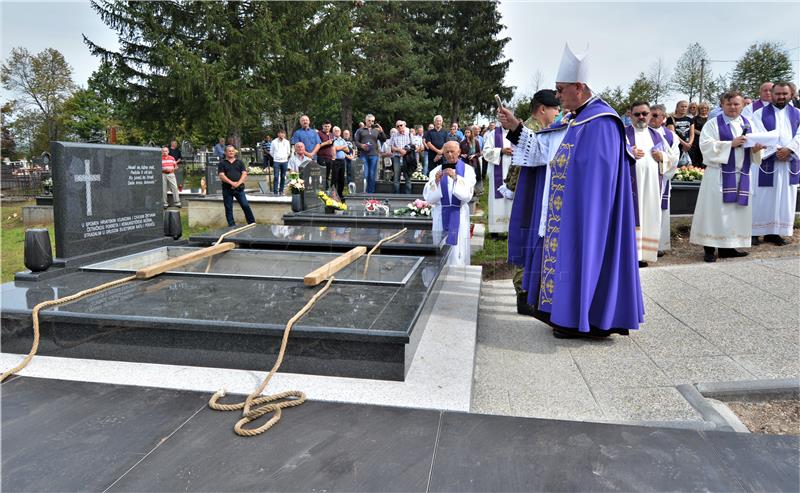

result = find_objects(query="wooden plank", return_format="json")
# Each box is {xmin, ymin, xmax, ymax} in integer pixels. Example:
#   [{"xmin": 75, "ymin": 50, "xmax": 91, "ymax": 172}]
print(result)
[
  {"xmin": 135, "ymin": 242, "xmax": 236, "ymax": 279},
  {"xmin": 304, "ymin": 246, "xmax": 366, "ymax": 286}
]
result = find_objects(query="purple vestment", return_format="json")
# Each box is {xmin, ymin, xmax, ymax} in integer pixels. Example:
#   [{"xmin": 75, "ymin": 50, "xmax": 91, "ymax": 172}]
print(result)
[
  {"xmin": 758, "ymin": 104, "xmax": 800, "ymax": 186},
  {"xmin": 511, "ymin": 98, "xmax": 644, "ymax": 332},
  {"xmin": 439, "ymin": 159, "xmax": 466, "ymax": 246}
]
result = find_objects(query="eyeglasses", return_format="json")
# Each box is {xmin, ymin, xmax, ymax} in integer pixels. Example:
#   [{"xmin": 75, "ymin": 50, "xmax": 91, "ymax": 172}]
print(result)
[
  {"xmin": 632, "ymin": 112, "xmax": 649, "ymax": 117},
  {"xmin": 650, "ymin": 113, "xmax": 662, "ymax": 118}
]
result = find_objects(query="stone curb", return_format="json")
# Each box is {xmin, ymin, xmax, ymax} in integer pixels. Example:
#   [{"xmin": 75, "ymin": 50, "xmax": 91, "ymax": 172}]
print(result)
[{"xmin": 676, "ymin": 384, "xmax": 735, "ymax": 432}]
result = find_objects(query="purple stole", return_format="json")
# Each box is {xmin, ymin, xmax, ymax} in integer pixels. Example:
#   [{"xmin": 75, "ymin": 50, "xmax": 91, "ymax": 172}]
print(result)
[
  {"xmin": 660, "ymin": 129, "xmax": 674, "ymax": 210},
  {"xmin": 752, "ymin": 100, "xmax": 766, "ymax": 113},
  {"xmin": 493, "ymin": 127, "xmax": 505, "ymax": 198},
  {"xmin": 758, "ymin": 104, "xmax": 800, "ymax": 186},
  {"xmin": 624, "ymin": 126, "xmax": 665, "ymax": 221},
  {"xmin": 440, "ymin": 160, "xmax": 466, "ymax": 246},
  {"xmin": 716, "ymin": 114, "xmax": 751, "ymax": 206}
]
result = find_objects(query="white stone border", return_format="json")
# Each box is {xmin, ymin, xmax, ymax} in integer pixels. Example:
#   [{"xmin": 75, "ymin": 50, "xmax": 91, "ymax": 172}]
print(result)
[{"xmin": 1, "ymin": 265, "xmax": 481, "ymax": 412}]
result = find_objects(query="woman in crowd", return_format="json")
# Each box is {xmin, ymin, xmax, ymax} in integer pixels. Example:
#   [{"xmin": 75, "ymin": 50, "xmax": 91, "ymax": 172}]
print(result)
[
  {"xmin": 331, "ymin": 126, "xmax": 353, "ymax": 199},
  {"xmin": 342, "ymin": 128, "xmax": 356, "ymax": 185},
  {"xmin": 688, "ymin": 101, "xmax": 698, "ymax": 118},
  {"xmin": 459, "ymin": 127, "xmax": 482, "ymax": 178},
  {"xmin": 689, "ymin": 101, "xmax": 710, "ymax": 167}
]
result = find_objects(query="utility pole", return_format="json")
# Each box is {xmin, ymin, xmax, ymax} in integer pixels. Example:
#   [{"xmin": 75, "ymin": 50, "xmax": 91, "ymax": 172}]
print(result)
[{"xmin": 698, "ymin": 58, "xmax": 706, "ymax": 103}]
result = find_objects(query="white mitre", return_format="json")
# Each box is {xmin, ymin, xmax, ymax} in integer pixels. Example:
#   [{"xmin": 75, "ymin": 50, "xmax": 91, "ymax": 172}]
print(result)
[{"xmin": 555, "ymin": 43, "xmax": 590, "ymax": 87}]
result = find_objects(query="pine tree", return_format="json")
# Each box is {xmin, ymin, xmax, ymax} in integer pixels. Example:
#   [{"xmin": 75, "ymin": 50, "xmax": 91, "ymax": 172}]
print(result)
[{"xmin": 730, "ymin": 42, "xmax": 794, "ymax": 98}]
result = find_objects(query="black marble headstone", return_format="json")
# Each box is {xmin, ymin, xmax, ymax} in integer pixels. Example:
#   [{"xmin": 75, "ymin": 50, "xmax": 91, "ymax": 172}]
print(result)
[
  {"xmin": 300, "ymin": 161, "xmax": 325, "ymax": 205},
  {"xmin": 350, "ymin": 158, "xmax": 365, "ymax": 193},
  {"xmin": 51, "ymin": 142, "xmax": 163, "ymax": 259},
  {"xmin": 205, "ymin": 159, "xmax": 222, "ymax": 195}
]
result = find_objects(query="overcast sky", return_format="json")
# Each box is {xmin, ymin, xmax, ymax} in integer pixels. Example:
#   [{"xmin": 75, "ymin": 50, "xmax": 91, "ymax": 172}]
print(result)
[{"xmin": 2, "ymin": 1, "xmax": 799, "ymax": 111}]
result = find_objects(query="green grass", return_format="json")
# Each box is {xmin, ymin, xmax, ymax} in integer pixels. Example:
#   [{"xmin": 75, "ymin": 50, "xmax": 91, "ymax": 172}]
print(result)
[
  {"xmin": 470, "ymin": 189, "xmax": 510, "ymax": 266},
  {"xmin": 0, "ymin": 201, "xmax": 209, "ymax": 283}
]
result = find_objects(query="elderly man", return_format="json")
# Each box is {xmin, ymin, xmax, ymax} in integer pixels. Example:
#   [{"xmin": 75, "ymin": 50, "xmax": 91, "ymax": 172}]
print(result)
[
  {"xmin": 161, "ymin": 145, "xmax": 181, "ymax": 209},
  {"xmin": 354, "ymin": 113, "xmax": 386, "ymax": 193},
  {"xmin": 424, "ymin": 115, "xmax": 448, "ymax": 169},
  {"xmin": 750, "ymin": 81, "xmax": 800, "ymax": 245},
  {"xmin": 649, "ymin": 104, "xmax": 680, "ymax": 256},
  {"xmin": 499, "ymin": 44, "xmax": 643, "ymax": 338},
  {"xmin": 288, "ymin": 142, "xmax": 310, "ymax": 173},
  {"xmin": 423, "ymin": 141, "xmax": 476, "ymax": 266},
  {"xmin": 390, "ymin": 120, "xmax": 414, "ymax": 194},
  {"xmin": 691, "ymin": 90, "xmax": 765, "ymax": 262},
  {"xmin": 504, "ymin": 89, "xmax": 560, "ymax": 316},
  {"xmin": 626, "ymin": 101, "xmax": 673, "ymax": 266},
  {"xmin": 743, "ymin": 82, "xmax": 773, "ymax": 120},
  {"xmin": 218, "ymin": 145, "xmax": 256, "ymax": 227},
  {"xmin": 290, "ymin": 115, "xmax": 321, "ymax": 160}
]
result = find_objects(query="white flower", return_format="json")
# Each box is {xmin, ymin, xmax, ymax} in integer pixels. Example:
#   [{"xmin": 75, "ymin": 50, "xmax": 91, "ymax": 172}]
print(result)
[{"xmin": 410, "ymin": 212, "xmax": 416, "ymax": 216}]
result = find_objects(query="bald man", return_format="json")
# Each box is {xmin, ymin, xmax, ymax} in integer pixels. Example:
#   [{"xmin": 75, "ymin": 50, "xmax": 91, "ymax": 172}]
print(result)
[{"xmin": 423, "ymin": 140, "xmax": 476, "ymax": 266}]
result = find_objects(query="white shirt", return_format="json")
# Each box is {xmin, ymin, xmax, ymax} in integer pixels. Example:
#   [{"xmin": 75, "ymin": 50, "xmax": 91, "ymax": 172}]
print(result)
[{"xmin": 270, "ymin": 138, "xmax": 291, "ymax": 162}]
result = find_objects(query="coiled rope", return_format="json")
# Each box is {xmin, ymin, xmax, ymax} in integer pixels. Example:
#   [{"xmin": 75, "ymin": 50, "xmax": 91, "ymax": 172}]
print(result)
[{"xmin": 208, "ymin": 276, "xmax": 335, "ymax": 436}]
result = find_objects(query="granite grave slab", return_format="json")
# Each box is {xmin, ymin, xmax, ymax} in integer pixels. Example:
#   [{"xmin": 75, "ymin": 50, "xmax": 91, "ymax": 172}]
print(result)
[
  {"xmin": 50, "ymin": 142, "xmax": 164, "ymax": 259},
  {"xmin": 283, "ymin": 200, "xmax": 434, "ymax": 230},
  {"xmin": 189, "ymin": 224, "xmax": 447, "ymax": 255}
]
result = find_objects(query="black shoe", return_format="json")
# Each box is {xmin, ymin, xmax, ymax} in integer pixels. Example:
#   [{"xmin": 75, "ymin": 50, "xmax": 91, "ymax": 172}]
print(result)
[
  {"xmin": 516, "ymin": 292, "xmax": 537, "ymax": 317},
  {"xmin": 638, "ymin": 261, "xmax": 649, "ymax": 268},
  {"xmin": 764, "ymin": 235, "xmax": 787, "ymax": 246},
  {"xmin": 552, "ymin": 327, "xmax": 580, "ymax": 339},
  {"xmin": 751, "ymin": 236, "xmax": 761, "ymax": 246},
  {"xmin": 703, "ymin": 246, "xmax": 716, "ymax": 262},
  {"xmin": 657, "ymin": 250, "xmax": 665, "ymax": 258},
  {"xmin": 718, "ymin": 248, "xmax": 748, "ymax": 258}
]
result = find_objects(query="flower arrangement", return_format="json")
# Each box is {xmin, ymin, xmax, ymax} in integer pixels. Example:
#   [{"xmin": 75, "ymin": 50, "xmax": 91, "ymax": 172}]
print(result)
[
  {"xmin": 42, "ymin": 177, "xmax": 53, "ymax": 194},
  {"xmin": 673, "ymin": 165, "xmax": 704, "ymax": 182},
  {"xmin": 317, "ymin": 190, "xmax": 347, "ymax": 210},
  {"xmin": 363, "ymin": 199, "xmax": 390, "ymax": 215},
  {"xmin": 411, "ymin": 171, "xmax": 427, "ymax": 181},
  {"xmin": 393, "ymin": 198, "xmax": 431, "ymax": 217},
  {"xmin": 287, "ymin": 172, "xmax": 305, "ymax": 192},
  {"xmin": 248, "ymin": 166, "xmax": 266, "ymax": 175}
]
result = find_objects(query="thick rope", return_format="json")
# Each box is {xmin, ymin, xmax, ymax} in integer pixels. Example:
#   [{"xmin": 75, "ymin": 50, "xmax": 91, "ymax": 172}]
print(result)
[
  {"xmin": 0, "ymin": 225, "xmax": 254, "ymax": 382},
  {"xmin": 362, "ymin": 228, "xmax": 407, "ymax": 278},
  {"xmin": 205, "ymin": 223, "xmax": 257, "ymax": 273},
  {"xmin": 0, "ymin": 274, "xmax": 137, "ymax": 382},
  {"xmin": 208, "ymin": 276, "xmax": 335, "ymax": 437}
]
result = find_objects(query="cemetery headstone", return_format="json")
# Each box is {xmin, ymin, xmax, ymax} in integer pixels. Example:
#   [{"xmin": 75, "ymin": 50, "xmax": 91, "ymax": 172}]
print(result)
[
  {"xmin": 350, "ymin": 158, "xmax": 365, "ymax": 193},
  {"xmin": 51, "ymin": 142, "xmax": 163, "ymax": 259},
  {"xmin": 300, "ymin": 160, "xmax": 325, "ymax": 207},
  {"xmin": 205, "ymin": 158, "xmax": 222, "ymax": 195}
]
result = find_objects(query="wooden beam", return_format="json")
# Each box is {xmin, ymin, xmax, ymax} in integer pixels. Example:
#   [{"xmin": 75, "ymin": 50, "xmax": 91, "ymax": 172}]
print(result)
[
  {"xmin": 304, "ymin": 246, "xmax": 366, "ymax": 286},
  {"xmin": 135, "ymin": 242, "xmax": 236, "ymax": 279}
]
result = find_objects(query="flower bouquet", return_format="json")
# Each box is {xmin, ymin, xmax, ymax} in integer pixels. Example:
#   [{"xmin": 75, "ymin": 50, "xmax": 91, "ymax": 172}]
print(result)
[
  {"xmin": 673, "ymin": 165, "xmax": 704, "ymax": 182},
  {"xmin": 411, "ymin": 171, "xmax": 427, "ymax": 181},
  {"xmin": 288, "ymin": 172, "xmax": 305, "ymax": 193},
  {"xmin": 393, "ymin": 198, "xmax": 432, "ymax": 217},
  {"xmin": 363, "ymin": 199, "xmax": 390, "ymax": 215},
  {"xmin": 317, "ymin": 190, "xmax": 347, "ymax": 212},
  {"xmin": 248, "ymin": 166, "xmax": 266, "ymax": 175}
]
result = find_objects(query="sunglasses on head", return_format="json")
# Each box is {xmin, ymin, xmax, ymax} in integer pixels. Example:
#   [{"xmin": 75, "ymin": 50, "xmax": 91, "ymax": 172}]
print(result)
[{"xmin": 633, "ymin": 112, "xmax": 649, "ymax": 117}]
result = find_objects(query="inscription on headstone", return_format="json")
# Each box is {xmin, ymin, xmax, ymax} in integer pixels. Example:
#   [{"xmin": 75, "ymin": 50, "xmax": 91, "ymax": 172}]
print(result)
[
  {"xmin": 350, "ymin": 158, "xmax": 365, "ymax": 193},
  {"xmin": 51, "ymin": 142, "xmax": 163, "ymax": 259},
  {"xmin": 300, "ymin": 161, "xmax": 325, "ymax": 205}
]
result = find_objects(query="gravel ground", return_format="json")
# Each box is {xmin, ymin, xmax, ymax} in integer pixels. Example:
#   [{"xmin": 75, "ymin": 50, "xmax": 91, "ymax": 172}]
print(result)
[{"xmin": 726, "ymin": 399, "xmax": 800, "ymax": 435}]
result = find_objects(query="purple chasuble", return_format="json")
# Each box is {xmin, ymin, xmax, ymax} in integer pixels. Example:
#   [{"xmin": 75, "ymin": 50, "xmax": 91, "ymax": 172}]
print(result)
[
  {"xmin": 716, "ymin": 114, "xmax": 752, "ymax": 205},
  {"xmin": 527, "ymin": 99, "xmax": 643, "ymax": 332},
  {"xmin": 439, "ymin": 159, "xmax": 466, "ymax": 246},
  {"xmin": 758, "ymin": 104, "xmax": 800, "ymax": 186},
  {"xmin": 493, "ymin": 127, "xmax": 505, "ymax": 198}
]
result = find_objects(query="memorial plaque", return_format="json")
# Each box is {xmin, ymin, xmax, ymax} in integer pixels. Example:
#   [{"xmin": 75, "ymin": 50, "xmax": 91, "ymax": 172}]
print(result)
[
  {"xmin": 51, "ymin": 142, "xmax": 163, "ymax": 259},
  {"xmin": 205, "ymin": 160, "xmax": 222, "ymax": 195},
  {"xmin": 350, "ymin": 158, "xmax": 365, "ymax": 193},
  {"xmin": 300, "ymin": 161, "xmax": 325, "ymax": 205}
]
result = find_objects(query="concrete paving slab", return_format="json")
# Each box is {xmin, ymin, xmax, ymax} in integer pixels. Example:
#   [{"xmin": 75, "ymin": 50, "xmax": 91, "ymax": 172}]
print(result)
[
  {"xmin": 655, "ymin": 356, "xmax": 755, "ymax": 385},
  {"xmin": 592, "ymin": 386, "xmax": 704, "ymax": 422},
  {"xmin": 573, "ymin": 353, "xmax": 672, "ymax": 389},
  {"xmin": 731, "ymin": 352, "xmax": 800, "ymax": 380}
]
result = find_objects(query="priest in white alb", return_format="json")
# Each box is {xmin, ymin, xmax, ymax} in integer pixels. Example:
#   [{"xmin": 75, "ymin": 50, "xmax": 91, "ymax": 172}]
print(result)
[
  {"xmin": 648, "ymin": 104, "xmax": 680, "ymax": 255},
  {"xmin": 749, "ymin": 81, "xmax": 800, "ymax": 245},
  {"xmin": 625, "ymin": 101, "xmax": 671, "ymax": 266},
  {"xmin": 424, "ymin": 140, "xmax": 476, "ymax": 266},
  {"xmin": 690, "ymin": 90, "xmax": 765, "ymax": 262},
  {"xmin": 481, "ymin": 120, "xmax": 513, "ymax": 235}
]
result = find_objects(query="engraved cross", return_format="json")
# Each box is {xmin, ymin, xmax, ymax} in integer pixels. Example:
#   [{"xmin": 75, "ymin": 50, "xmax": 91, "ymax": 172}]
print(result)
[{"xmin": 74, "ymin": 159, "xmax": 101, "ymax": 216}]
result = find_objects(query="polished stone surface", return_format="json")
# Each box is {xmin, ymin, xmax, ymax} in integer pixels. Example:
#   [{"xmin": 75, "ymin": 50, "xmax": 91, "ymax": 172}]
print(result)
[
  {"xmin": 190, "ymin": 224, "xmax": 446, "ymax": 254},
  {"xmin": 51, "ymin": 142, "xmax": 163, "ymax": 259},
  {"xmin": 1, "ymin": 252, "xmax": 447, "ymax": 379},
  {"xmin": 284, "ymin": 203, "xmax": 433, "ymax": 230},
  {"xmin": 84, "ymin": 247, "xmax": 424, "ymax": 286},
  {"xmin": 4, "ymin": 377, "xmax": 797, "ymax": 493}
]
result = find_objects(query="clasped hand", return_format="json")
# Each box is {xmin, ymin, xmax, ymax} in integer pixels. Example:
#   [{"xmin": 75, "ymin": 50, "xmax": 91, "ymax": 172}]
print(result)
[{"xmin": 435, "ymin": 168, "xmax": 456, "ymax": 184}]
